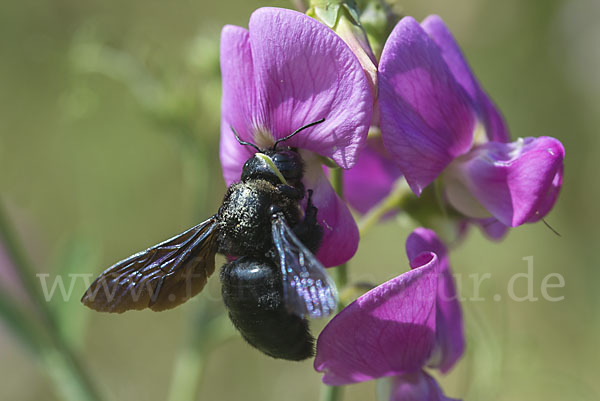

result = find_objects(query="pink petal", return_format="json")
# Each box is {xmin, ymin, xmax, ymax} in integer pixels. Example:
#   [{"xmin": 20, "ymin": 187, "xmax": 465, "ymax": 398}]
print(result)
[
  {"xmin": 343, "ymin": 137, "xmax": 403, "ymax": 215},
  {"xmin": 444, "ymin": 137, "xmax": 565, "ymax": 226},
  {"xmin": 314, "ymin": 253, "xmax": 438, "ymax": 385},
  {"xmin": 219, "ymin": 25, "xmax": 260, "ymax": 185},
  {"xmin": 473, "ymin": 217, "xmax": 509, "ymax": 240},
  {"xmin": 406, "ymin": 229, "xmax": 464, "ymax": 373},
  {"xmin": 378, "ymin": 17, "xmax": 476, "ymax": 196},
  {"xmin": 219, "ymin": 8, "xmax": 372, "ymax": 183},
  {"xmin": 480, "ymin": 94, "xmax": 510, "ymax": 143},
  {"xmin": 248, "ymin": 8, "xmax": 372, "ymax": 168},
  {"xmin": 389, "ymin": 371, "xmax": 460, "ymax": 401},
  {"xmin": 220, "ymin": 115, "xmax": 255, "ymax": 186},
  {"xmin": 526, "ymin": 164, "xmax": 563, "ymax": 223},
  {"xmin": 421, "ymin": 15, "xmax": 509, "ymax": 143},
  {"xmin": 303, "ymin": 159, "xmax": 359, "ymax": 267}
]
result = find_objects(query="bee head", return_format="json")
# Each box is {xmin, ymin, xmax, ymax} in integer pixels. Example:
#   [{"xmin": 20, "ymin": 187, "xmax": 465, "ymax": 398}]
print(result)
[
  {"xmin": 233, "ymin": 118, "xmax": 325, "ymax": 187},
  {"xmin": 240, "ymin": 150, "xmax": 303, "ymax": 186}
]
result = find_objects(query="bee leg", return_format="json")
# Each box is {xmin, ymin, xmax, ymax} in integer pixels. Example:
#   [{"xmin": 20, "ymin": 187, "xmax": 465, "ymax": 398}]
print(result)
[
  {"xmin": 293, "ymin": 189, "xmax": 323, "ymax": 254},
  {"xmin": 303, "ymin": 189, "xmax": 317, "ymax": 223},
  {"xmin": 276, "ymin": 183, "xmax": 305, "ymax": 200}
]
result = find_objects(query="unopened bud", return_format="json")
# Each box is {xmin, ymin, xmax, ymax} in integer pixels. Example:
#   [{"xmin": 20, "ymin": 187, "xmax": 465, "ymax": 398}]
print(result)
[
  {"xmin": 355, "ymin": 0, "xmax": 401, "ymax": 59},
  {"xmin": 308, "ymin": 0, "xmax": 378, "ymax": 120}
]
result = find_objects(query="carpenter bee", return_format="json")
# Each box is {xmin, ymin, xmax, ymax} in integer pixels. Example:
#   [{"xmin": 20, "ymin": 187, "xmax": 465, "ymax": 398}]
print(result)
[{"xmin": 81, "ymin": 118, "xmax": 337, "ymax": 361}]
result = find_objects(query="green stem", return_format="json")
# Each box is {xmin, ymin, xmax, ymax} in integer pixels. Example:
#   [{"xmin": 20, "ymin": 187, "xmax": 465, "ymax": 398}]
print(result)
[
  {"xmin": 178, "ymin": 132, "xmax": 209, "ymax": 222},
  {"xmin": 0, "ymin": 209, "xmax": 46, "ymax": 320},
  {"xmin": 320, "ymin": 383, "xmax": 344, "ymax": 401},
  {"xmin": 329, "ymin": 168, "xmax": 348, "ymax": 292},
  {"xmin": 319, "ymin": 174, "xmax": 413, "ymax": 401},
  {"xmin": 166, "ymin": 341, "xmax": 205, "ymax": 401},
  {"xmin": 0, "ymin": 203, "xmax": 104, "ymax": 401},
  {"xmin": 167, "ymin": 315, "xmax": 208, "ymax": 401},
  {"xmin": 0, "ymin": 290, "xmax": 48, "ymax": 355},
  {"xmin": 321, "ymin": 168, "xmax": 347, "ymax": 400},
  {"xmin": 166, "ymin": 131, "xmax": 214, "ymax": 401},
  {"xmin": 167, "ymin": 308, "xmax": 235, "ymax": 401},
  {"xmin": 357, "ymin": 179, "xmax": 413, "ymax": 236}
]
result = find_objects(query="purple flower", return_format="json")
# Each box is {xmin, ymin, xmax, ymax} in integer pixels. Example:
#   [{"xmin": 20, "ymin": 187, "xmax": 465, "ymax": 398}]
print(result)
[
  {"xmin": 375, "ymin": 15, "xmax": 564, "ymax": 229},
  {"xmin": 314, "ymin": 228, "xmax": 463, "ymax": 400},
  {"xmin": 386, "ymin": 371, "xmax": 459, "ymax": 401},
  {"xmin": 343, "ymin": 15, "xmax": 564, "ymax": 235},
  {"xmin": 219, "ymin": 8, "xmax": 373, "ymax": 266},
  {"xmin": 343, "ymin": 136, "xmax": 403, "ymax": 215}
]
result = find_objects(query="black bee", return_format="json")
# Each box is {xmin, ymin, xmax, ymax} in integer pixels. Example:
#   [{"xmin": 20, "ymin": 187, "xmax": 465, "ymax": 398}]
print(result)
[{"xmin": 81, "ymin": 119, "xmax": 337, "ymax": 361}]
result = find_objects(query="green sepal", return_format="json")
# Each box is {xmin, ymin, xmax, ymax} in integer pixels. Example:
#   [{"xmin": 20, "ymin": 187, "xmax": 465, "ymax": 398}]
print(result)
[
  {"xmin": 341, "ymin": 2, "xmax": 361, "ymax": 25},
  {"xmin": 312, "ymin": 3, "xmax": 341, "ymax": 27},
  {"xmin": 319, "ymin": 155, "xmax": 340, "ymax": 168}
]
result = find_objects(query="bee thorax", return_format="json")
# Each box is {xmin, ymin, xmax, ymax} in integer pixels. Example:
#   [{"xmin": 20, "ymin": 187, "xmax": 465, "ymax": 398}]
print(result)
[{"xmin": 216, "ymin": 179, "xmax": 299, "ymax": 257}]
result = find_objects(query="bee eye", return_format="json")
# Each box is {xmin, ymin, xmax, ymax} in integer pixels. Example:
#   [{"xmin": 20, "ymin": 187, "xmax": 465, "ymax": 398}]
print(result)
[
  {"xmin": 271, "ymin": 150, "xmax": 303, "ymax": 181},
  {"xmin": 271, "ymin": 152, "xmax": 290, "ymax": 163},
  {"xmin": 241, "ymin": 155, "xmax": 272, "ymax": 183}
]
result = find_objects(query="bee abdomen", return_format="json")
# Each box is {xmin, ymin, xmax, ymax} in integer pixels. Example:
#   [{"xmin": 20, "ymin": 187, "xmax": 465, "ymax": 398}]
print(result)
[{"xmin": 220, "ymin": 256, "xmax": 314, "ymax": 361}]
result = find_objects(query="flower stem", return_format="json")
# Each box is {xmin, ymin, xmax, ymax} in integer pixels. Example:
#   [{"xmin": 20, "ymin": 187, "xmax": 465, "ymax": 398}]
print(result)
[
  {"xmin": 0, "ymin": 203, "xmax": 104, "ymax": 401},
  {"xmin": 357, "ymin": 179, "xmax": 413, "ymax": 236},
  {"xmin": 328, "ymin": 168, "xmax": 348, "ymax": 292},
  {"xmin": 321, "ymin": 167, "xmax": 347, "ymax": 400},
  {"xmin": 320, "ymin": 383, "xmax": 344, "ymax": 401},
  {"xmin": 0, "ymin": 290, "xmax": 47, "ymax": 355},
  {"xmin": 166, "ymin": 131, "xmax": 222, "ymax": 401},
  {"xmin": 167, "ymin": 305, "xmax": 235, "ymax": 401},
  {"xmin": 166, "ymin": 334, "xmax": 206, "ymax": 401}
]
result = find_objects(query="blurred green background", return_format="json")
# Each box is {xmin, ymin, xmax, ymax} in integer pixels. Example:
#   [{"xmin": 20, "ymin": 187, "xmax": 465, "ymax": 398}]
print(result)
[{"xmin": 0, "ymin": 0, "xmax": 598, "ymax": 400}]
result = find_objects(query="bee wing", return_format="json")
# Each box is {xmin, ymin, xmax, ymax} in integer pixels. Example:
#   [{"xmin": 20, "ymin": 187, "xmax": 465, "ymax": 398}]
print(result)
[
  {"xmin": 81, "ymin": 216, "xmax": 218, "ymax": 313},
  {"xmin": 271, "ymin": 213, "xmax": 337, "ymax": 319}
]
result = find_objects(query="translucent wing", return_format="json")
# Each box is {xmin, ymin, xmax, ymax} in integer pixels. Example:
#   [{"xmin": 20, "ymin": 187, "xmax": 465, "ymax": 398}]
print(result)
[
  {"xmin": 81, "ymin": 216, "xmax": 218, "ymax": 313},
  {"xmin": 271, "ymin": 212, "xmax": 337, "ymax": 319}
]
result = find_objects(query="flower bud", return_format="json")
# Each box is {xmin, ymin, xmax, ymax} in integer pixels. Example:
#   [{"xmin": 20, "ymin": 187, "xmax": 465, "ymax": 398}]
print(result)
[
  {"xmin": 307, "ymin": 1, "xmax": 377, "ymax": 99},
  {"xmin": 355, "ymin": 0, "xmax": 401, "ymax": 59}
]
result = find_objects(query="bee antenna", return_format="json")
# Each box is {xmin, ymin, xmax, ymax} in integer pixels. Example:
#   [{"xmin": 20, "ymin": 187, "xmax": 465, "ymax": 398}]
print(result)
[
  {"xmin": 272, "ymin": 118, "xmax": 325, "ymax": 151},
  {"xmin": 231, "ymin": 126, "xmax": 261, "ymax": 152},
  {"xmin": 542, "ymin": 218, "xmax": 561, "ymax": 237}
]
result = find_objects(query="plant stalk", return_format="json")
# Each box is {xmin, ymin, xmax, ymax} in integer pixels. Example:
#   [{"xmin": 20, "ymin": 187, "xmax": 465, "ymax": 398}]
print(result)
[
  {"xmin": 320, "ymin": 167, "xmax": 347, "ymax": 401},
  {"xmin": 167, "ymin": 307, "xmax": 235, "ymax": 401},
  {"xmin": 321, "ymin": 383, "xmax": 344, "ymax": 401},
  {"xmin": 0, "ymin": 203, "xmax": 104, "ymax": 401},
  {"xmin": 357, "ymin": 179, "xmax": 412, "ymax": 236},
  {"xmin": 328, "ymin": 168, "xmax": 349, "ymax": 292}
]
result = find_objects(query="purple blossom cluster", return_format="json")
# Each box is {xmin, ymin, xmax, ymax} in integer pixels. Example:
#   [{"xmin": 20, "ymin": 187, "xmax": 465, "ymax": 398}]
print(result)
[{"xmin": 219, "ymin": 6, "xmax": 564, "ymax": 400}]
